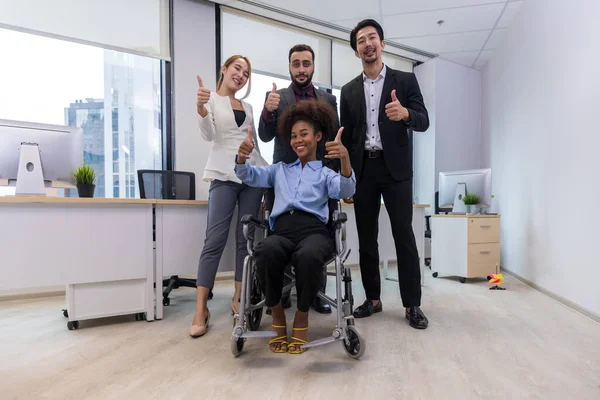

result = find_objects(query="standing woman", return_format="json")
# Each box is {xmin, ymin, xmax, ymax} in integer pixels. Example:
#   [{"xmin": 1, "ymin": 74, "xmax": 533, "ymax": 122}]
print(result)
[{"xmin": 191, "ymin": 55, "xmax": 267, "ymax": 338}]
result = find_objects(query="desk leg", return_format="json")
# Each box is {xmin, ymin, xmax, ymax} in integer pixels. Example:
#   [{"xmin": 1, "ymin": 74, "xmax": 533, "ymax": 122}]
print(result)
[
  {"xmin": 383, "ymin": 259, "xmax": 388, "ymax": 279},
  {"xmin": 383, "ymin": 259, "xmax": 399, "ymax": 282},
  {"xmin": 417, "ymin": 209, "xmax": 425, "ymax": 286},
  {"xmin": 154, "ymin": 205, "xmax": 163, "ymax": 320},
  {"xmin": 145, "ymin": 205, "xmax": 155, "ymax": 321}
]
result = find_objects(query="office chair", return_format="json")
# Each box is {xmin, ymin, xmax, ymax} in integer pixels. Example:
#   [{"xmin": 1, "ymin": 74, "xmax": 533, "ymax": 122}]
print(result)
[{"xmin": 137, "ymin": 169, "xmax": 212, "ymax": 306}]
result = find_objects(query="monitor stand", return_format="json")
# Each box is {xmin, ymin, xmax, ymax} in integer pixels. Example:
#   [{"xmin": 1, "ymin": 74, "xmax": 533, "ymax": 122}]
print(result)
[
  {"xmin": 451, "ymin": 182, "xmax": 467, "ymax": 213},
  {"xmin": 15, "ymin": 142, "xmax": 46, "ymax": 196}
]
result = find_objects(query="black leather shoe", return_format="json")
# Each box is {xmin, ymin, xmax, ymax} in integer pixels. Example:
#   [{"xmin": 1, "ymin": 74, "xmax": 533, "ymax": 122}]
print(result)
[
  {"xmin": 352, "ymin": 299, "xmax": 382, "ymax": 318},
  {"xmin": 266, "ymin": 294, "xmax": 292, "ymax": 315},
  {"xmin": 312, "ymin": 298, "xmax": 332, "ymax": 314},
  {"xmin": 405, "ymin": 306, "xmax": 428, "ymax": 329}
]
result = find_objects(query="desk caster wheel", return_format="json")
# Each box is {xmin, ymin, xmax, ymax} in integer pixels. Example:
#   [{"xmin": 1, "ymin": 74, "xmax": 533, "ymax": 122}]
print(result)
[
  {"xmin": 163, "ymin": 297, "xmax": 170, "ymax": 307},
  {"xmin": 460, "ymin": 277, "xmax": 467, "ymax": 284},
  {"xmin": 62, "ymin": 309, "xmax": 69, "ymax": 318},
  {"xmin": 432, "ymin": 272, "xmax": 438, "ymax": 278},
  {"xmin": 67, "ymin": 321, "xmax": 79, "ymax": 330}
]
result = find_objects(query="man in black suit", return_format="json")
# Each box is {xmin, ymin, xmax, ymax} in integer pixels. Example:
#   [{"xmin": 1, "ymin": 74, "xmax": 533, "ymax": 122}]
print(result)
[
  {"xmin": 258, "ymin": 44, "xmax": 339, "ymax": 314},
  {"xmin": 340, "ymin": 19, "xmax": 430, "ymax": 329}
]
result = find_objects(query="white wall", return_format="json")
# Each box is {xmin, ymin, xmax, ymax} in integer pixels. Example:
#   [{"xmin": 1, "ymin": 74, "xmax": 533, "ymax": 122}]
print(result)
[
  {"xmin": 481, "ymin": 0, "xmax": 600, "ymax": 316},
  {"xmin": 172, "ymin": 0, "xmax": 237, "ymax": 275},
  {"xmin": 413, "ymin": 60, "xmax": 436, "ymax": 208},
  {"xmin": 173, "ymin": 0, "xmax": 216, "ymax": 200},
  {"xmin": 414, "ymin": 58, "xmax": 482, "ymax": 212},
  {"xmin": 434, "ymin": 59, "xmax": 482, "ymax": 188}
]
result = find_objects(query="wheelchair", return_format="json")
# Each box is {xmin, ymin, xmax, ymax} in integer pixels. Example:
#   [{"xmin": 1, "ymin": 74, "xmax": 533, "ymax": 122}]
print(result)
[{"xmin": 230, "ymin": 200, "xmax": 365, "ymax": 359}]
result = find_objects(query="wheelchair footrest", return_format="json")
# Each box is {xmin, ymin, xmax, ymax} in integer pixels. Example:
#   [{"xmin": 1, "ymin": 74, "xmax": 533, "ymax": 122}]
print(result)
[
  {"xmin": 301, "ymin": 336, "xmax": 338, "ymax": 349},
  {"xmin": 240, "ymin": 330, "xmax": 277, "ymax": 339}
]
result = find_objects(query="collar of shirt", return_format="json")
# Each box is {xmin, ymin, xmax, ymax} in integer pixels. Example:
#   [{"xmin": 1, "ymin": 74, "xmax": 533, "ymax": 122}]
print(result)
[
  {"xmin": 286, "ymin": 158, "xmax": 322, "ymax": 171},
  {"xmin": 291, "ymin": 82, "xmax": 316, "ymax": 99},
  {"xmin": 362, "ymin": 63, "xmax": 387, "ymax": 83}
]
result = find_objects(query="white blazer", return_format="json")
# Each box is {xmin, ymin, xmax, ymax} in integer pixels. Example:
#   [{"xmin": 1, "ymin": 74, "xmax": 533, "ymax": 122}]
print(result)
[{"xmin": 198, "ymin": 92, "xmax": 268, "ymax": 184}]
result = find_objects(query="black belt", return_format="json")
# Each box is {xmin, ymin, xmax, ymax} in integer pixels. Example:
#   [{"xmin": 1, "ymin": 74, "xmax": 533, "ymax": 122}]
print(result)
[
  {"xmin": 281, "ymin": 209, "xmax": 314, "ymax": 217},
  {"xmin": 365, "ymin": 149, "xmax": 383, "ymax": 159}
]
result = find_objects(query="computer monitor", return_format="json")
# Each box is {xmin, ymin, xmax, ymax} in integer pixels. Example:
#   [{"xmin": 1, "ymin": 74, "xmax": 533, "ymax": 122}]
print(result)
[
  {"xmin": 0, "ymin": 119, "xmax": 83, "ymax": 194},
  {"xmin": 438, "ymin": 168, "xmax": 492, "ymax": 213}
]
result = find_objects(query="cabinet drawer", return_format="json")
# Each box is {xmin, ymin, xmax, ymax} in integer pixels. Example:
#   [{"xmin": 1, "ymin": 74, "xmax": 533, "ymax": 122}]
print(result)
[
  {"xmin": 467, "ymin": 243, "xmax": 500, "ymax": 278},
  {"xmin": 468, "ymin": 218, "xmax": 500, "ymax": 244}
]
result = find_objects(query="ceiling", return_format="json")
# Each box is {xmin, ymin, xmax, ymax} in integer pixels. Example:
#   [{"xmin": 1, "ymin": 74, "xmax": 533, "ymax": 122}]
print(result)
[{"xmin": 212, "ymin": 0, "xmax": 524, "ymax": 69}]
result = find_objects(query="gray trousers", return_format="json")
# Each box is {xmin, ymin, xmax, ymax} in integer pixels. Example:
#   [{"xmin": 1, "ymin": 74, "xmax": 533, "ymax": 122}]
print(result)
[{"xmin": 196, "ymin": 180, "xmax": 264, "ymax": 289}]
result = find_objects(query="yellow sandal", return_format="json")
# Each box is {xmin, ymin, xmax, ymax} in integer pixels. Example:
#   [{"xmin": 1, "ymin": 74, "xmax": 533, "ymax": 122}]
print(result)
[
  {"xmin": 288, "ymin": 327, "xmax": 308, "ymax": 354},
  {"xmin": 268, "ymin": 324, "xmax": 288, "ymax": 353}
]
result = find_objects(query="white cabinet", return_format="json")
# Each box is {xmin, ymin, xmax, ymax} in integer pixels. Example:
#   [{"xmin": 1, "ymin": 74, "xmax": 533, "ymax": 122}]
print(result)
[{"xmin": 431, "ymin": 215, "xmax": 500, "ymax": 282}]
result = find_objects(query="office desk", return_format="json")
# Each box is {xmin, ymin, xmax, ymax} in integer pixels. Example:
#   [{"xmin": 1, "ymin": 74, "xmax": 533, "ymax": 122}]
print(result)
[
  {"xmin": 340, "ymin": 204, "xmax": 430, "ymax": 285},
  {"xmin": 0, "ymin": 197, "xmax": 156, "ymax": 328},
  {"xmin": 154, "ymin": 200, "xmax": 207, "ymax": 320}
]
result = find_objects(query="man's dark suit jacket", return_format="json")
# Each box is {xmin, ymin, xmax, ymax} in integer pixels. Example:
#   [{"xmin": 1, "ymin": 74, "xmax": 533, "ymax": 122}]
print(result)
[
  {"xmin": 258, "ymin": 85, "xmax": 339, "ymax": 165},
  {"xmin": 340, "ymin": 67, "xmax": 429, "ymax": 182}
]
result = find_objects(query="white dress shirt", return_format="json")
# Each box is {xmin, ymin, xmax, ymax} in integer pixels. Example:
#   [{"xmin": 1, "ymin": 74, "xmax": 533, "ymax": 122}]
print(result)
[
  {"xmin": 363, "ymin": 64, "xmax": 387, "ymax": 151},
  {"xmin": 198, "ymin": 93, "xmax": 268, "ymax": 184}
]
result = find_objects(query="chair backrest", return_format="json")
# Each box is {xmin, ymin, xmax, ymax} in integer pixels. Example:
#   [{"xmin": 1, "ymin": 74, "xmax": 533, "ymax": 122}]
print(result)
[
  {"xmin": 137, "ymin": 170, "xmax": 196, "ymax": 200},
  {"xmin": 435, "ymin": 190, "xmax": 451, "ymax": 214}
]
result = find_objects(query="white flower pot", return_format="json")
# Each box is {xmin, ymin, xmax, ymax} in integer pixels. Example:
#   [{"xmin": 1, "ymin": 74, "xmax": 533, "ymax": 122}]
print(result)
[{"xmin": 466, "ymin": 204, "xmax": 478, "ymax": 215}]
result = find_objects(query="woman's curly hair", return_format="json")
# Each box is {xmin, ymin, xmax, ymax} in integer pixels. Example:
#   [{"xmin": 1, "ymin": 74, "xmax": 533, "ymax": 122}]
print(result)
[{"xmin": 277, "ymin": 99, "xmax": 338, "ymax": 142}]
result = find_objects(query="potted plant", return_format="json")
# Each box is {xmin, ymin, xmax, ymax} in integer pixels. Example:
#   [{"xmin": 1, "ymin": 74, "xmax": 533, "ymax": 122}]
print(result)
[
  {"xmin": 462, "ymin": 193, "xmax": 480, "ymax": 215},
  {"xmin": 73, "ymin": 164, "xmax": 96, "ymax": 198}
]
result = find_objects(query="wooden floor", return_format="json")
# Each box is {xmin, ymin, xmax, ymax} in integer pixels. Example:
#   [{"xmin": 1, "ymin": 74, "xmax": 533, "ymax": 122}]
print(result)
[{"xmin": 1, "ymin": 270, "xmax": 599, "ymax": 400}]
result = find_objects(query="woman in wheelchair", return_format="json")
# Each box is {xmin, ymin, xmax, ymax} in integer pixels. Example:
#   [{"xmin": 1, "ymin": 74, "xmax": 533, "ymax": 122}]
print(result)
[{"xmin": 234, "ymin": 100, "xmax": 355, "ymax": 353}]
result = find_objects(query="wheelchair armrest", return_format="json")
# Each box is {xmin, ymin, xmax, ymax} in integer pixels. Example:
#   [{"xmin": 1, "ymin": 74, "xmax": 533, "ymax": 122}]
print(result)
[
  {"xmin": 241, "ymin": 214, "xmax": 269, "ymax": 230},
  {"xmin": 336, "ymin": 212, "xmax": 348, "ymax": 223},
  {"xmin": 330, "ymin": 212, "xmax": 347, "ymax": 232}
]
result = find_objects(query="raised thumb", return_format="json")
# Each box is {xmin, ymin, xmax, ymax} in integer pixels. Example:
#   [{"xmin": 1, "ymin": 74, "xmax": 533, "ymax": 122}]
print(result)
[
  {"xmin": 335, "ymin": 127, "xmax": 344, "ymax": 142},
  {"xmin": 197, "ymin": 75, "xmax": 204, "ymax": 88},
  {"xmin": 271, "ymin": 83, "xmax": 277, "ymax": 93},
  {"xmin": 391, "ymin": 89, "xmax": 397, "ymax": 102}
]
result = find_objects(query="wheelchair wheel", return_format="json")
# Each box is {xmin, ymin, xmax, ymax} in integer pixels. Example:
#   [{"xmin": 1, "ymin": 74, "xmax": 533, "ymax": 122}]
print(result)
[
  {"xmin": 247, "ymin": 269, "xmax": 263, "ymax": 331},
  {"xmin": 247, "ymin": 309, "xmax": 263, "ymax": 331},
  {"xmin": 231, "ymin": 336, "xmax": 245, "ymax": 357},
  {"xmin": 343, "ymin": 325, "xmax": 365, "ymax": 359}
]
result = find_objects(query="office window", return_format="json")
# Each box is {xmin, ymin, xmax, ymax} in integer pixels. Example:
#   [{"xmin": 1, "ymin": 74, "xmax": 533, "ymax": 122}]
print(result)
[
  {"xmin": 0, "ymin": 0, "xmax": 171, "ymax": 60},
  {"xmin": 222, "ymin": 9, "xmax": 332, "ymax": 88},
  {"xmin": 0, "ymin": 28, "xmax": 163, "ymax": 198},
  {"xmin": 242, "ymin": 72, "xmax": 293, "ymax": 165},
  {"xmin": 331, "ymin": 39, "xmax": 413, "ymax": 89},
  {"xmin": 331, "ymin": 88, "xmax": 341, "ymax": 117}
]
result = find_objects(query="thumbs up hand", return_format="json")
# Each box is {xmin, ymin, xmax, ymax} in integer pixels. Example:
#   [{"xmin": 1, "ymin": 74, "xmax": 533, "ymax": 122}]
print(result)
[
  {"xmin": 325, "ymin": 127, "xmax": 352, "ymax": 178},
  {"xmin": 264, "ymin": 83, "xmax": 280, "ymax": 112},
  {"xmin": 325, "ymin": 127, "xmax": 348, "ymax": 160},
  {"xmin": 237, "ymin": 126, "xmax": 255, "ymax": 164},
  {"xmin": 385, "ymin": 89, "xmax": 409, "ymax": 121},
  {"xmin": 196, "ymin": 75, "xmax": 211, "ymax": 117}
]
